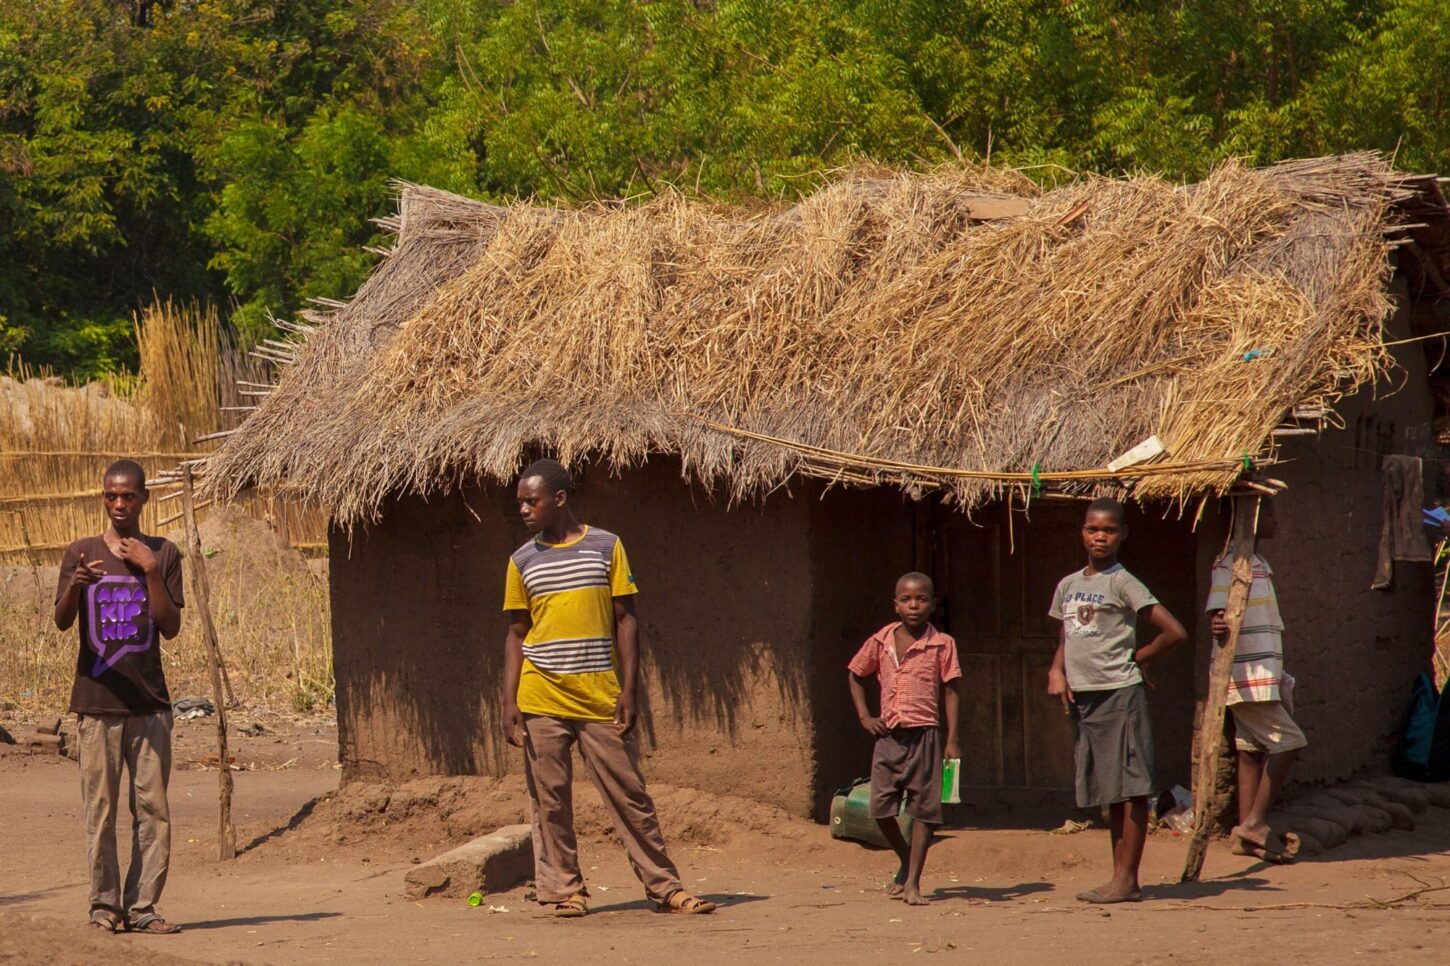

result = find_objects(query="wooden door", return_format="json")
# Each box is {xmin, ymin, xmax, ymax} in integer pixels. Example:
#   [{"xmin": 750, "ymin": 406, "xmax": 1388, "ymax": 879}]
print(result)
[{"xmin": 933, "ymin": 503, "xmax": 1082, "ymax": 789}]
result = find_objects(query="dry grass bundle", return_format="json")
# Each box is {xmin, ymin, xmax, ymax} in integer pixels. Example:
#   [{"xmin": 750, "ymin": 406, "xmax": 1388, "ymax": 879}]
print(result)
[
  {"xmin": 136, "ymin": 299, "xmax": 233, "ymax": 449},
  {"xmin": 205, "ymin": 154, "xmax": 1411, "ymax": 522},
  {"xmin": 1, "ymin": 301, "xmax": 326, "ymax": 560},
  {"xmin": 0, "ymin": 509, "xmax": 332, "ymax": 712},
  {"xmin": 0, "ymin": 369, "xmax": 177, "ymax": 554}
]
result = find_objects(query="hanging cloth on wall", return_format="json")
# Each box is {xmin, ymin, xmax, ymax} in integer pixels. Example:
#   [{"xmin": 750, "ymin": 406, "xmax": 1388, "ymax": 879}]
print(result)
[{"xmin": 1372, "ymin": 455, "xmax": 1433, "ymax": 590}]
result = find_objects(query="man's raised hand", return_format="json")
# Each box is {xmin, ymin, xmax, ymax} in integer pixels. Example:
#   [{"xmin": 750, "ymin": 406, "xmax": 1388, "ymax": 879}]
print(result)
[
  {"xmin": 115, "ymin": 538, "xmax": 159, "ymax": 574},
  {"xmin": 72, "ymin": 559, "xmax": 106, "ymax": 588}
]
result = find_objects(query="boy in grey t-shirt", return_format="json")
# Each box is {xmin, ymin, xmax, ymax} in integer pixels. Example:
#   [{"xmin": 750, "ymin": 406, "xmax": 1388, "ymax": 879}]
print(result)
[{"xmin": 1047, "ymin": 498, "xmax": 1187, "ymax": 904}]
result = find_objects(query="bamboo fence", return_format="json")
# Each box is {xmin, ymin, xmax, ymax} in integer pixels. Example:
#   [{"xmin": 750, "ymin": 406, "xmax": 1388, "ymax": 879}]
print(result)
[{"xmin": 1, "ymin": 301, "xmax": 326, "ymax": 563}]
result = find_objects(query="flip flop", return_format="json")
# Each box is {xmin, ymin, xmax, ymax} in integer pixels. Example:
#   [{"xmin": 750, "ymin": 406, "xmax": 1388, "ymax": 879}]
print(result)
[
  {"xmin": 127, "ymin": 914, "xmax": 182, "ymax": 934},
  {"xmin": 1075, "ymin": 888, "xmax": 1142, "ymax": 904},
  {"xmin": 88, "ymin": 917, "xmax": 121, "ymax": 934}
]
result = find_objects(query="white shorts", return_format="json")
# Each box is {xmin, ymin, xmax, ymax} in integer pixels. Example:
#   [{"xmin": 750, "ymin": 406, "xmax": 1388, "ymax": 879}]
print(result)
[{"xmin": 1230, "ymin": 700, "xmax": 1307, "ymax": 754}]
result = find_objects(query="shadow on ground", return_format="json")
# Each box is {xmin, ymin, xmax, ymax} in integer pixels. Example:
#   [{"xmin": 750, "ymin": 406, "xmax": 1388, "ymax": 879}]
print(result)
[{"xmin": 181, "ymin": 912, "xmax": 343, "ymax": 931}]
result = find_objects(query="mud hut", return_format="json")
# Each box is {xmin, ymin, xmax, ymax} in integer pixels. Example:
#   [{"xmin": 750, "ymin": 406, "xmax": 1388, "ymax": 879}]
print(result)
[{"xmin": 206, "ymin": 154, "xmax": 1450, "ymax": 819}]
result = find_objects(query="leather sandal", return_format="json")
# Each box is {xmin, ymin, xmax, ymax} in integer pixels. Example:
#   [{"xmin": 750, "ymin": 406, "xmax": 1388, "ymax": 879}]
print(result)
[
  {"xmin": 655, "ymin": 891, "xmax": 716, "ymax": 914},
  {"xmin": 547, "ymin": 893, "xmax": 588, "ymax": 918}
]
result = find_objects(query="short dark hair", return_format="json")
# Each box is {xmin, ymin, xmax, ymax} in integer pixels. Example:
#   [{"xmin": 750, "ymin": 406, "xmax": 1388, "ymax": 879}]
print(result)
[
  {"xmin": 1085, "ymin": 497, "xmax": 1124, "ymax": 524},
  {"xmin": 104, "ymin": 459, "xmax": 146, "ymax": 491},
  {"xmin": 518, "ymin": 458, "xmax": 572, "ymax": 496},
  {"xmin": 895, "ymin": 571, "xmax": 935, "ymax": 596}
]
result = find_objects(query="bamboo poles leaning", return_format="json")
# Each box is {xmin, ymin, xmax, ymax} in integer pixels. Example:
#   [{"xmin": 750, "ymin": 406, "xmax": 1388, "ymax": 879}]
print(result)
[
  {"xmin": 181, "ymin": 466, "xmax": 236, "ymax": 861},
  {"xmin": 1182, "ymin": 495, "xmax": 1260, "ymax": 882}
]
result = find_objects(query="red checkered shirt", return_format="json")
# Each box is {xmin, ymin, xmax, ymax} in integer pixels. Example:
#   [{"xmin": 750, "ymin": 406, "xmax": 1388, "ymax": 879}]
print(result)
[{"xmin": 848, "ymin": 622, "xmax": 962, "ymax": 729}]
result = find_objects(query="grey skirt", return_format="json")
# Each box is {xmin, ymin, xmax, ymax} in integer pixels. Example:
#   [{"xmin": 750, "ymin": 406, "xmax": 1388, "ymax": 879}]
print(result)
[{"xmin": 1070, "ymin": 683, "xmax": 1157, "ymax": 808}]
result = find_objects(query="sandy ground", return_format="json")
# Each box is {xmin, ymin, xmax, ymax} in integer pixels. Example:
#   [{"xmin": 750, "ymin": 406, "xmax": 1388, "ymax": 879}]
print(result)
[{"xmin": 4, "ymin": 713, "xmax": 1450, "ymax": 965}]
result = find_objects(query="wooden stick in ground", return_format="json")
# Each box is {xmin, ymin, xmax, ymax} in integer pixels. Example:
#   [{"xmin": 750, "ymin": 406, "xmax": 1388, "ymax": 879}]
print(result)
[
  {"xmin": 1182, "ymin": 495, "xmax": 1259, "ymax": 882},
  {"xmin": 182, "ymin": 466, "xmax": 236, "ymax": 861}
]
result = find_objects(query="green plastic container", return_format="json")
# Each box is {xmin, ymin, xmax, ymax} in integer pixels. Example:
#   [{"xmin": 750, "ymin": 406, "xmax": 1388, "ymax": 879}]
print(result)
[
  {"xmin": 829, "ymin": 780, "xmax": 913, "ymax": 847},
  {"xmin": 941, "ymin": 758, "xmax": 961, "ymax": 804}
]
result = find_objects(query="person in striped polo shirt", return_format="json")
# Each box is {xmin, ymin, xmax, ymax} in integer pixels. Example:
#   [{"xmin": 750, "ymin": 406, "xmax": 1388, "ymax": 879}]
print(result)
[
  {"xmin": 500, "ymin": 459, "xmax": 715, "ymax": 918},
  {"xmin": 1207, "ymin": 497, "xmax": 1306, "ymax": 865}
]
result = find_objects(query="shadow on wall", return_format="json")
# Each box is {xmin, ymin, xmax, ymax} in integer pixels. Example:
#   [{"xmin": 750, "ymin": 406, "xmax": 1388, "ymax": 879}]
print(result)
[
  {"xmin": 329, "ymin": 458, "xmax": 815, "ymax": 795},
  {"xmin": 330, "ymin": 484, "xmax": 514, "ymax": 779},
  {"xmin": 593, "ymin": 463, "xmax": 812, "ymax": 749}
]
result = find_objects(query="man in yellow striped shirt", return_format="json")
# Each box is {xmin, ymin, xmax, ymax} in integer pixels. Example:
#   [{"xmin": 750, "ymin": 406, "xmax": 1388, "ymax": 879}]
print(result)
[{"xmin": 501, "ymin": 459, "xmax": 714, "ymax": 918}]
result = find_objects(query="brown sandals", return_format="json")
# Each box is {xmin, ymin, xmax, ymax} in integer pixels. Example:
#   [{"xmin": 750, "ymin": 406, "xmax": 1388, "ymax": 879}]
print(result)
[
  {"xmin": 546, "ymin": 893, "xmax": 589, "ymax": 918},
  {"xmin": 655, "ymin": 891, "xmax": 716, "ymax": 914}
]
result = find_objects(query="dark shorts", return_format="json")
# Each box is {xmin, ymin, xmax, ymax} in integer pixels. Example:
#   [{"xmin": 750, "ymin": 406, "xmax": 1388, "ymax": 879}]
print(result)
[
  {"xmin": 1071, "ymin": 683, "xmax": 1157, "ymax": 809},
  {"xmin": 869, "ymin": 726, "xmax": 943, "ymax": 825}
]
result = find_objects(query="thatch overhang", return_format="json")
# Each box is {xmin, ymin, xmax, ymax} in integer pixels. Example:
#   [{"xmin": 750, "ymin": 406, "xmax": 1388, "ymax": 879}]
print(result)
[{"xmin": 203, "ymin": 153, "xmax": 1450, "ymax": 525}]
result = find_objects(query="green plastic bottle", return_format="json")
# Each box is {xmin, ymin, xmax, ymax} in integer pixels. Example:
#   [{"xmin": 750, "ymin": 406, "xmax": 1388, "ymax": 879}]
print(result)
[{"xmin": 468, "ymin": 891, "xmax": 484, "ymax": 907}]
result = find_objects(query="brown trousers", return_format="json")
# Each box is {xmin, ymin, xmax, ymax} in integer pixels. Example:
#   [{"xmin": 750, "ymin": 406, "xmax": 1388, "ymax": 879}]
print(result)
[
  {"xmin": 77, "ymin": 710, "xmax": 173, "ymax": 924},
  {"xmin": 522, "ymin": 715, "xmax": 683, "ymax": 903}
]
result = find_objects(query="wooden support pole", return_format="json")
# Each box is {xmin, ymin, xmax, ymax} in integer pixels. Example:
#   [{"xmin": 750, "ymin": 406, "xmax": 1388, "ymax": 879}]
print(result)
[
  {"xmin": 1181, "ymin": 495, "xmax": 1259, "ymax": 882},
  {"xmin": 182, "ymin": 467, "xmax": 236, "ymax": 861}
]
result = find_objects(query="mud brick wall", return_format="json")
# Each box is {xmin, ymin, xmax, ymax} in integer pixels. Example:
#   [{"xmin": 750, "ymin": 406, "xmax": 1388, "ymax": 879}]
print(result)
[{"xmin": 329, "ymin": 457, "xmax": 822, "ymax": 817}]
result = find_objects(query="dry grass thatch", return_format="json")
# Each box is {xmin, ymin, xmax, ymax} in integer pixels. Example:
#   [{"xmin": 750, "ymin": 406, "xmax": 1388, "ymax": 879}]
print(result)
[{"xmin": 204, "ymin": 153, "xmax": 1422, "ymax": 523}]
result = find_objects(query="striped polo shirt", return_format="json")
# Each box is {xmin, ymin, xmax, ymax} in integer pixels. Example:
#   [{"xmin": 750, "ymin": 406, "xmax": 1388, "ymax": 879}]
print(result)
[
  {"xmin": 1205, "ymin": 553, "xmax": 1284, "ymax": 705},
  {"xmin": 848, "ymin": 623, "xmax": 962, "ymax": 729},
  {"xmin": 503, "ymin": 526, "xmax": 638, "ymax": 720}
]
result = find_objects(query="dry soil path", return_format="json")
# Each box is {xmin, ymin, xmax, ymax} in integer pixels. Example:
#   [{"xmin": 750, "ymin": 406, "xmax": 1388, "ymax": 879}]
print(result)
[{"xmin": 3, "ymin": 716, "xmax": 1449, "ymax": 964}]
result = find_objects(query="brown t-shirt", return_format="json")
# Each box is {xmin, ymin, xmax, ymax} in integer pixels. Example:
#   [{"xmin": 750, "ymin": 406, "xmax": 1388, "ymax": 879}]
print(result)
[{"xmin": 57, "ymin": 535, "xmax": 185, "ymax": 715}]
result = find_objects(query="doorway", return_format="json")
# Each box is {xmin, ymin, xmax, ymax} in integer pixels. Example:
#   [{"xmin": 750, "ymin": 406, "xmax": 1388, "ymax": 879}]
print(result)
[{"xmin": 926, "ymin": 500, "xmax": 1199, "ymax": 794}]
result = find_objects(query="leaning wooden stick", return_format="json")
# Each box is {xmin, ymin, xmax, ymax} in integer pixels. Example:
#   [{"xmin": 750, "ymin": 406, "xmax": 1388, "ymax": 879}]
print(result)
[
  {"xmin": 182, "ymin": 466, "xmax": 236, "ymax": 860},
  {"xmin": 1182, "ymin": 495, "xmax": 1258, "ymax": 882}
]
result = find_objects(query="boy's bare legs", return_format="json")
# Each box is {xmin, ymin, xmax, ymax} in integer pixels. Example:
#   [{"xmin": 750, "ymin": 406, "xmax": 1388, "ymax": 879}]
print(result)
[
  {"xmin": 875, "ymin": 818, "xmax": 910, "ymax": 897},
  {"xmin": 903, "ymin": 819, "xmax": 933, "ymax": 905},
  {"xmin": 1236, "ymin": 751, "xmax": 1263, "ymax": 824},
  {"xmin": 1234, "ymin": 749, "xmax": 1298, "ymax": 858},
  {"xmin": 1081, "ymin": 797, "xmax": 1147, "ymax": 902},
  {"xmin": 874, "ymin": 817, "xmax": 934, "ymax": 905}
]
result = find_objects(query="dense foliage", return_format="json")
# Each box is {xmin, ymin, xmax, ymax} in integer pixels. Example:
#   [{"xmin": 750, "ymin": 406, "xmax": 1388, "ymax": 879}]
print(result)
[{"xmin": 2, "ymin": 0, "xmax": 1446, "ymax": 377}]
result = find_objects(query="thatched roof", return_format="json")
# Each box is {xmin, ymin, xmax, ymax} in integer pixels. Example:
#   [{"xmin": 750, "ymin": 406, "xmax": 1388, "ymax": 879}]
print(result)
[{"xmin": 205, "ymin": 153, "xmax": 1444, "ymax": 524}]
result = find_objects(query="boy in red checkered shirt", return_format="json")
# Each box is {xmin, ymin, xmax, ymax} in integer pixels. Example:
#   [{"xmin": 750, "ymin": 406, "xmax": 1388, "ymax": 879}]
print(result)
[{"xmin": 847, "ymin": 572, "xmax": 961, "ymax": 906}]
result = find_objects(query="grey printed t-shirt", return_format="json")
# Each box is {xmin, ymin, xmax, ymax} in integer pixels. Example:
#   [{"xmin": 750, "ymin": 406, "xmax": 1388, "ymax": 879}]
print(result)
[{"xmin": 1048, "ymin": 564, "xmax": 1158, "ymax": 691}]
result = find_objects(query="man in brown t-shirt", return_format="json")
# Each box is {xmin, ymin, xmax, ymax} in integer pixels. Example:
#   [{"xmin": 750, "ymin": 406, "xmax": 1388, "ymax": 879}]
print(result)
[{"xmin": 54, "ymin": 459, "xmax": 184, "ymax": 935}]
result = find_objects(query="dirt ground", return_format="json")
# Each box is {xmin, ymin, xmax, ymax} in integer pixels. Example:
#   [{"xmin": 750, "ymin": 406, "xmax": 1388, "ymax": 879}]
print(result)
[{"xmin": 3, "ymin": 712, "xmax": 1450, "ymax": 965}]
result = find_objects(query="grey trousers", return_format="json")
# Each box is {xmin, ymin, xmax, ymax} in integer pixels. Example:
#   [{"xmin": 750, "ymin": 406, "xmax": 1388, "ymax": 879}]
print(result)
[
  {"xmin": 522, "ymin": 715, "xmax": 683, "ymax": 904},
  {"xmin": 77, "ymin": 710, "xmax": 173, "ymax": 924}
]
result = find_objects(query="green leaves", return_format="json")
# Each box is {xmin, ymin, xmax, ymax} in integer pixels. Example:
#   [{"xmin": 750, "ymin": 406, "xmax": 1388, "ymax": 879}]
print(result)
[{"xmin": 2, "ymin": 0, "xmax": 1447, "ymax": 378}]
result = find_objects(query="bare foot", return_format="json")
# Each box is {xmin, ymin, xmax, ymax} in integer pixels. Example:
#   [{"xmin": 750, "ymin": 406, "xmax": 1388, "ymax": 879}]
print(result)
[
  {"xmin": 886, "ymin": 855, "xmax": 908, "ymax": 899},
  {"xmin": 1075, "ymin": 882, "xmax": 1141, "ymax": 903},
  {"xmin": 903, "ymin": 884, "xmax": 930, "ymax": 906},
  {"xmin": 1231, "ymin": 824, "xmax": 1295, "ymax": 864}
]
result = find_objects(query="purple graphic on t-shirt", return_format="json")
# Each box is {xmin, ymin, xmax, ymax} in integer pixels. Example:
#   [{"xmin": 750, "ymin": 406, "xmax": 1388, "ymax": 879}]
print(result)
[{"xmin": 86, "ymin": 575, "xmax": 151, "ymax": 677}]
